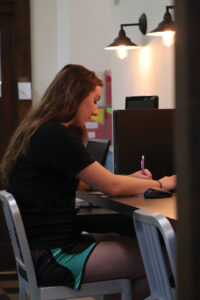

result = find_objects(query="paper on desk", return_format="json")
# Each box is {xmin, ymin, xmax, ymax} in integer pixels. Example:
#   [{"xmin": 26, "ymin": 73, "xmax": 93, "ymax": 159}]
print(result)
[
  {"xmin": 89, "ymin": 191, "xmax": 144, "ymax": 198},
  {"xmin": 88, "ymin": 191, "xmax": 109, "ymax": 198},
  {"xmin": 88, "ymin": 191, "xmax": 104, "ymax": 195},
  {"xmin": 75, "ymin": 197, "xmax": 84, "ymax": 204}
]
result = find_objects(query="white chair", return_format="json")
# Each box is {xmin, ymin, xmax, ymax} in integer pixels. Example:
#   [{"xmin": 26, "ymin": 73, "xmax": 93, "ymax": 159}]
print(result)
[
  {"xmin": 0, "ymin": 190, "xmax": 132, "ymax": 300},
  {"xmin": 133, "ymin": 209, "xmax": 176, "ymax": 300}
]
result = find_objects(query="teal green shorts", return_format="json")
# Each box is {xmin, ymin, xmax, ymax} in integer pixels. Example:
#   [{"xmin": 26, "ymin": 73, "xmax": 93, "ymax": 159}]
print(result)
[{"xmin": 31, "ymin": 241, "xmax": 97, "ymax": 290}]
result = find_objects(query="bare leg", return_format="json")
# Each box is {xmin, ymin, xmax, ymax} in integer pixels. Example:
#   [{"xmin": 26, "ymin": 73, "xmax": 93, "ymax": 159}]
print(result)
[{"xmin": 82, "ymin": 234, "xmax": 150, "ymax": 300}]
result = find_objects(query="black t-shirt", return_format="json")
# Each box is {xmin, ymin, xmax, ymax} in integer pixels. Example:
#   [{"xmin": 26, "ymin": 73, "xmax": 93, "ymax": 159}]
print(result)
[{"xmin": 9, "ymin": 121, "xmax": 95, "ymax": 250}]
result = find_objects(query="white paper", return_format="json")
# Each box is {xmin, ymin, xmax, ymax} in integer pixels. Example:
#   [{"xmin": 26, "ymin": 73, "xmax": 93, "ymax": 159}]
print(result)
[
  {"xmin": 18, "ymin": 82, "xmax": 32, "ymax": 100},
  {"xmin": 86, "ymin": 121, "xmax": 98, "ymax": 129},
  {"xmin": 88, "ymin": 131, "xmax": 96, "ymax": 139}
]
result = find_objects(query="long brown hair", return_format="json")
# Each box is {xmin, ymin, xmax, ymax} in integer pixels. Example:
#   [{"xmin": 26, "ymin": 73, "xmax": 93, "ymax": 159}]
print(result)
[{"xmin": 0, "ymin": 64, "xmax": 103, "ymax": 187}]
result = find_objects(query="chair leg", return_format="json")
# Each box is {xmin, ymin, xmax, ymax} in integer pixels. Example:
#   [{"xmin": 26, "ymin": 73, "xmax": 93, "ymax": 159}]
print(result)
[
  {"xmin": 121, "ymin": 280, "xmax": 132, "ymax": 300},
  {"xmin": 18, "ymin": 278, "xmax": 26, "ymax": 300}
]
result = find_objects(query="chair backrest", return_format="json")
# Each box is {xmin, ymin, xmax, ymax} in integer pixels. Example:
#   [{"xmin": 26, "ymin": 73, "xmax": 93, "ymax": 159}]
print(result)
[
  {"xmin": 86, "ymin": 139, "xmax": 110, "ymax": 166},
  {"xmin": 0, "ymin": 190, "xmax": 39, "ymax": 296},
  {"xmin": 133, "ymin": 209, "xmax": 176, "ymax": 300}
]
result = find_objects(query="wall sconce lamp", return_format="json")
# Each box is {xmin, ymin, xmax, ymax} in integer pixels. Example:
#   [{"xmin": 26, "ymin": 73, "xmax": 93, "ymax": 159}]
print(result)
[
  {"xmin": 147, "ymin": 5, "xmax": 175, "ymax": 47},
  {"xmin": 104, "ymin": 13, "xmax": 147, "ymax": 59}
]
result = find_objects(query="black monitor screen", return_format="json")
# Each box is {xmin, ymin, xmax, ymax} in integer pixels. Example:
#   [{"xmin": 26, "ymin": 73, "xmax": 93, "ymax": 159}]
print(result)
[
  {"xmin": 113, "ymin": 109, "xmax": 175, "ymax": 180},
  {"xmin": 125, "ymin": 95, "xmax": 159, "ymax": 109},
  {"xmin": 86, "ymin": 139, "xmax": 110, "ymax": 166}
]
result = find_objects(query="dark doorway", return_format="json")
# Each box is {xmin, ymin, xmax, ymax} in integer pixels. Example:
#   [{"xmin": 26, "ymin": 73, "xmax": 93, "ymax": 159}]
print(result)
[
  {"xmin": 0, "ymin": 3, "xmax": 18, "ymax": 271},
  {"xmin": 0, "ymin": 7, "xmax": 18, "ymax": 162},
  {"xmin": 0, "ymin": 0, "xmax": 32, "ymax": 271}
]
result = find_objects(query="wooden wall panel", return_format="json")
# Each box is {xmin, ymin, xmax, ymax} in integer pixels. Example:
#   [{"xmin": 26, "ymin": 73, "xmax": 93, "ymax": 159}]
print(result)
[
  {"xmin": 175, "ymin": 0, "xmax": 200, "ymax": 298},
  {"xmin": 16, "ymin": 0, "xmax": 32, "ymax": 122}
]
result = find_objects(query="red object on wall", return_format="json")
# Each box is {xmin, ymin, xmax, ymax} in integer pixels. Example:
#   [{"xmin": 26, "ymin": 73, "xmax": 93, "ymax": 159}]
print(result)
[
  {"xmin": 105, "ymin": 70, "xmax": 112, "ymax": 106},
  {"xmin": 105, "ymin": 107, "xmax": 112, "ymax": 142}
]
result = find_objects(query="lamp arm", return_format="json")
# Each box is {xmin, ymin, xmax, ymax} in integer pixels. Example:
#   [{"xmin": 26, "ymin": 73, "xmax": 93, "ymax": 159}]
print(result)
[
  {"xmin": 120, "ymin": 23, "xmax": 139, "ymax": 30},
  {"xmin": 120, "ymin": 13, "xmax": 147, "ymax": 35},
  {"xmin": 166, "ymin": 5, "xmax": 175, "ymax": 13}
]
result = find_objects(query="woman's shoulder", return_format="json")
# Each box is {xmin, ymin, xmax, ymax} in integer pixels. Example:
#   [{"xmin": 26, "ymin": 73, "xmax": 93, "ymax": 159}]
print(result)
[
  {"xmin": 36, "ymin": 121, "xmax": 82, "ymax": 145},
  {"xmin": 40, "ymin": 121, "xmax": 63, "ymax": 131},
  {"xmin": 39, "ymin": 121, "xmax": 75, "ymax": 136}
]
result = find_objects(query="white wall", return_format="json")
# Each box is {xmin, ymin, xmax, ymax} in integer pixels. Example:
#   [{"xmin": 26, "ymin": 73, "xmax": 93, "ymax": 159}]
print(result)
[
  {"xmin": 30, "ymin": 0, "xmax": 59, "ymax": 105},
  {"xmin": 30, "ymin": 0, "xmax": 175, "ymax": 109},
  {"xmin": 110, "ymin": 0, "xmax": 175, "ymax": 110},
  {"xmin": 57, "ymin": 0, "xmax": 70, "ymax": 70},
  {"xmin": 30, "ymin": 0, "xmax": 112, "ymax": 105},
  {"xmin": 66, "ymin": 1, "xmax": 112, "ymax": 71}
]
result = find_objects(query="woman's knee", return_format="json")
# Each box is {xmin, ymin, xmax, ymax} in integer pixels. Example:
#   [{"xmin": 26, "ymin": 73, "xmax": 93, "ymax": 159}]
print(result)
[{"xmin": 83, "ymin": 237, "xmax": 145, "ymax": 282}]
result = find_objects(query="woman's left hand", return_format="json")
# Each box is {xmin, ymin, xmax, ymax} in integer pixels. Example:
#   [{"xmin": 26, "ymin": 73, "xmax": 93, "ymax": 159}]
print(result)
[{"xmin": 129, "ymin": 169, "xmax": 152, "ymax": 180}]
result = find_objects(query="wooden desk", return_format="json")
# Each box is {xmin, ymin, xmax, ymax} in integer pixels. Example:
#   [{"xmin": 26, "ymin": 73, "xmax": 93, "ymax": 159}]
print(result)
[
  {"xmin": 76, "ymin": 205, "xmax": 133, "ymax": 235},
  {"xmin": 76, "ymin": 191, "xmax": 177, "ymax": 221}
]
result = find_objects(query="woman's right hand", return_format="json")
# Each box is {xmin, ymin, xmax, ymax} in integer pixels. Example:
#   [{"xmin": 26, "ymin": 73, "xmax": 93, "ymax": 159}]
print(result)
[
  {"xmin": 158, "ymin": 175, "xmax": 177, "ymax": 191},
  {"xmin": 129, "ymin": 169, "xmax": 152, "ymax": 180}
]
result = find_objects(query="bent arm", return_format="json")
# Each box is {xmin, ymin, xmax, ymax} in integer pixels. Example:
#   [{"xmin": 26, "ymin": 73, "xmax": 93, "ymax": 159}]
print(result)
[{"xmin": 76, "ymin": 161, "xmax": 164, "ymax": 196}]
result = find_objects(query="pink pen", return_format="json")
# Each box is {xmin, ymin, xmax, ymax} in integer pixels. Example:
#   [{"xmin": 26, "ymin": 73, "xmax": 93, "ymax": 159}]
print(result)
[{"xmin": 141, "ymin": 155, "xmax": 145, "ymax": 175}]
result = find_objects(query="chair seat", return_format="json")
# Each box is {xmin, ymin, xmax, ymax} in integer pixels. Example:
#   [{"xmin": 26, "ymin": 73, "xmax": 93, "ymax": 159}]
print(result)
[{"xmin": 34, "ymin": 279, "xmax": 131, "ymax": 299}]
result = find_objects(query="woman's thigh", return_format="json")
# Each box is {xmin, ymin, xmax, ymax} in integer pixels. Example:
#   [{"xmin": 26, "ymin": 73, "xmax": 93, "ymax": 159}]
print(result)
[{"xmin": 82, "ymin": 234, "xmax": 146, "ymax": 283}]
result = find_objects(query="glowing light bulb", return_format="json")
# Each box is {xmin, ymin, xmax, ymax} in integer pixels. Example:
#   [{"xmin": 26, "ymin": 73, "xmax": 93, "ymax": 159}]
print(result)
[
  {"xmin": 116, "ymin": 46, "xmax": 128, "ymax": 59},
  {"xmin": 162, "ymin": 31, "xmax": 175, "ymax": 47}
]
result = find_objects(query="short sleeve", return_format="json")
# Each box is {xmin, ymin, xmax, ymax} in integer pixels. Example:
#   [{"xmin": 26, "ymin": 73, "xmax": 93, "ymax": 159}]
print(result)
[{"xmin": 30, "ymin": 122, "xmax": 95, "ymax": 177}]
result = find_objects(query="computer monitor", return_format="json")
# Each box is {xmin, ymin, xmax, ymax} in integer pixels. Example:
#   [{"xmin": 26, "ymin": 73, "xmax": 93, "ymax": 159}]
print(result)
[
  {"xmin": 113, "ymin": 109, "xmax": 175, "ymax": 180},
  {"xmin": 125, "ymin": 95, "xmax": 159, "ymax": 109},
  {"xmin": 86, "ymin": 139, "xmax": 110, "ymax": 167}
]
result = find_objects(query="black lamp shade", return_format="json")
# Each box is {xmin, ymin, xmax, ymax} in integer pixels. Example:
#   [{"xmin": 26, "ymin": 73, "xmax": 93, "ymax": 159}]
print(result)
[
  {"xmin": 148, "ymin": 11, "xmax": 175, "ymax": 36},
  {"xmin": 104, "ymin": 13, "xmax": 147, "ymax": 51},
  {"xmin": 105, "ymin": 28, "xmax": 139, "ymax": 50}
]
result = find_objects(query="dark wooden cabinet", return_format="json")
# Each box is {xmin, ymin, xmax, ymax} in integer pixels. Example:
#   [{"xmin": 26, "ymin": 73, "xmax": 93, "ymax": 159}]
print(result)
[{"xmin": 0, "ymin": 0, "xmax": 32, "ymax": 271}]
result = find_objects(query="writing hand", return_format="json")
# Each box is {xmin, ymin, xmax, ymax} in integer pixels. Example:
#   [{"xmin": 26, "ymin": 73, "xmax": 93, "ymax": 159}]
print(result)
[{"xmin": 129, "ymin": 169, "xmax": 152, "ymax": 180}]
